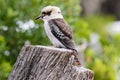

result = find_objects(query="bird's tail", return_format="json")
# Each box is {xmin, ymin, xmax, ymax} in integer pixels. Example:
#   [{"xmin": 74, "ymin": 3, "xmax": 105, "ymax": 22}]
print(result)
[{"xmin": 72, "ymin": 49, "xmax": 82, "ymax": 66}]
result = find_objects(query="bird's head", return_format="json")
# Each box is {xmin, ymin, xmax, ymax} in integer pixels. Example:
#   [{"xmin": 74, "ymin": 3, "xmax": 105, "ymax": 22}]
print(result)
[{"xmin": 35, "ymin": 6, "xmax": 63, "ymax": 21}]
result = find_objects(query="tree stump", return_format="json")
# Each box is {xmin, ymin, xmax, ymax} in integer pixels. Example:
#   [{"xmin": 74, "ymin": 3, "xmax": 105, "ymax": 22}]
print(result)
[{"xmin": 8, "ymin": 45, "xmax": 94, "ymax": 80}]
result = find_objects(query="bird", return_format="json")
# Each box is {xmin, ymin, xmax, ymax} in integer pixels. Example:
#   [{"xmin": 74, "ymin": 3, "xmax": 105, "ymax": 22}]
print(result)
[{"xmin": 35, "ymin": 6, "xmax": 81, "ymax": 66}]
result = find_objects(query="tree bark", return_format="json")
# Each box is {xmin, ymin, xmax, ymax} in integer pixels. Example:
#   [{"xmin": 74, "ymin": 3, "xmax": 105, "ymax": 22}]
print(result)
[{"xmin": 8, "ymin": 45, "xmax": 94, "ymax": 80}]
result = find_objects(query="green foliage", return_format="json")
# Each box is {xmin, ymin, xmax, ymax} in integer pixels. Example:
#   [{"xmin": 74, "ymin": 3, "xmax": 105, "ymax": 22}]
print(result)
[
  {"xmin": 0, "ymin": 61, "xmax": 12, "ymax": 80},
  {"xmin": 0, "ymin": 0, "xmax": 119, "ymax": 80},
  {"xmin": 73, "ymin": 19, "xmax": 92, "ymax": 42},
  {"xmin": 80, "ymin": 16, "xmax": 119, "ymax": 80}
]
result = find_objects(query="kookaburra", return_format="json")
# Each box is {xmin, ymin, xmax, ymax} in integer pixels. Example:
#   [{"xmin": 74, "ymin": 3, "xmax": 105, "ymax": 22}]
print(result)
[{"xmin": 35, "ymin": 6, "xmax": 81, "ymax": 65}]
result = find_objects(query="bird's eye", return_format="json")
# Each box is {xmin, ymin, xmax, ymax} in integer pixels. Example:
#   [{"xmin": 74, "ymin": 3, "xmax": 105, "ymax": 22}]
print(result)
[
  {"xmin": 42, "ymin": 11, "xmax": 51, "ymax": 16},
  {"xmin": 42, "ymin": 12, "xmax": 46, "ymax": 14},
  {"xmin": 47, "ymin": 11, "xmax": 51, "ymax": 16}
]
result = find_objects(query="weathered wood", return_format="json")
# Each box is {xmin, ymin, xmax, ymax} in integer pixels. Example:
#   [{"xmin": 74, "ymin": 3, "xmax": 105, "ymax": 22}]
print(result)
[{"xmin": 8, "ymin": 45, "xmax": 94, "ymax": 80}]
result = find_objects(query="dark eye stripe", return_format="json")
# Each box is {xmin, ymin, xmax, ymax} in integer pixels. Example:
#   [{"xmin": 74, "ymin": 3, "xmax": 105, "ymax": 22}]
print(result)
[
  {"xmin": 47, "ymin": 11, "xmax": 51, "ymax": 16},
  {"xmin": 42, "ymin": 12, "xmax": 46, "ymax": 14},
  {"xmin": 42, "ymin": 11, "xmax": 51, "ymax": 16}
]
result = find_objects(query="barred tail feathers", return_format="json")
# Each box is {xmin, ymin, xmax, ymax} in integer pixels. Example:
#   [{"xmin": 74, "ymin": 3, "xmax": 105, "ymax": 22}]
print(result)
[{"xmin": 72, "ymin": 49, "xmax": 82, "ymax": 66}]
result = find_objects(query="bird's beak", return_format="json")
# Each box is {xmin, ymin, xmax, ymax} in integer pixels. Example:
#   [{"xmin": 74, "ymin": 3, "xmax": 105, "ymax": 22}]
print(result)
[{"xmin": 35, "ymin": 14, "xmax": 44, "ymax": 20}]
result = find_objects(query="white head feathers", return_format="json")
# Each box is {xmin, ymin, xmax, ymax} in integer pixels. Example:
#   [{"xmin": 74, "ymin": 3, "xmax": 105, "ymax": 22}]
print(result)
[
  {"xmin": 41, "ymin": 6, "xmax": 63, "ymax": 21},
  {"xmin": 42, "ymin": 6, "xmax": 61, "ymax": 14}
]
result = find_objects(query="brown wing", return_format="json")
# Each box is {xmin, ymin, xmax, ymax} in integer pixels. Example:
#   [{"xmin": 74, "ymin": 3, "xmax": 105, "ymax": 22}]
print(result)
[
  {"xmin": 51, "ymin": 18, "xmax": 73, "ymax": 39},
  {"xmin": 48, "ymin": 18, "xmax": 75, "ymax": 49}
]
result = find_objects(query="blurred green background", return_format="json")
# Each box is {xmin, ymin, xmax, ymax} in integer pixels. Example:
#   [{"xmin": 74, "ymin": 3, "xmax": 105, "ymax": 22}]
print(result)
[{"xmin": 0, "ymin": 0, "xmax": 120, "ymax": 80}]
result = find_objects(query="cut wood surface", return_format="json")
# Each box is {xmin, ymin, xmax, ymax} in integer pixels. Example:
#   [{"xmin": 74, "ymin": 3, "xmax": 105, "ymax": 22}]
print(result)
[{"xmin": 8, "ymin": 45, "xmax": 94, "ymax": 80}]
